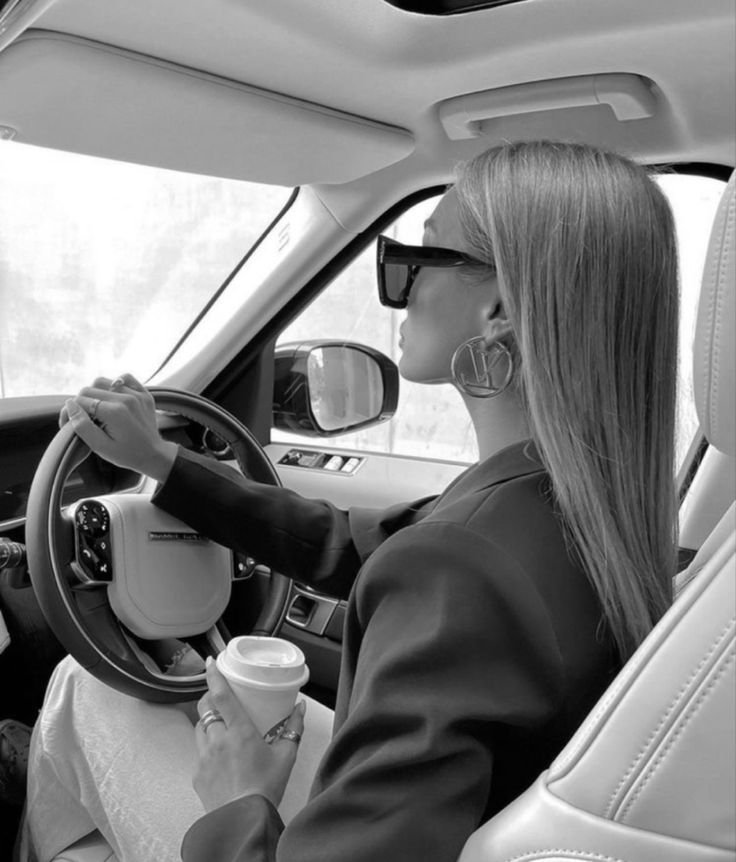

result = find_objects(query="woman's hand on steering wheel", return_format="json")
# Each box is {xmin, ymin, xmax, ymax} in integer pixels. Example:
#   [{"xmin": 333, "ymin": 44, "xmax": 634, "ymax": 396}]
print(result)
[{"xmin": 60, "ymin": 373, "xmax": 178, "ymax": 482}]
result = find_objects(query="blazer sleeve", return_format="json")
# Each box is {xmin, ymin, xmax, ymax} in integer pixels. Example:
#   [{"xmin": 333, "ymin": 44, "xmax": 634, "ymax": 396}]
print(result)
[
  {"xmin": 151, "ymin": 446, "xmax": 436, "ymax": 599},
  {"xmin": 181, "ymin": 794, "xmax": 283, "ymax": 862}
]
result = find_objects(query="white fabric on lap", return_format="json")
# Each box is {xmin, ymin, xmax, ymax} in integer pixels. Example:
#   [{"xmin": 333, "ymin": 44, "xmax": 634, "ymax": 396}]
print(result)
[{"xmin": 27, "ymin": 655, "xmax": 333, "ymax": 862}]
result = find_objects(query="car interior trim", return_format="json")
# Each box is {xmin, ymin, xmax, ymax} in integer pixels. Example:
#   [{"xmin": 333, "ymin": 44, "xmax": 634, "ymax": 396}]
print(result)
[
  {"xmin": 382, "ymin": 0, "xmax": 526, "ymax": 15},
  {"xmin": 268, "ymin": 443, "xmax": 467, "ymax": 510},
  {"xmin": 149, "ymin": 188, "xmax": 300, "ymax": 382},
  {"xmin": 0, "ymin": 0, "xmax": 54, "ymax": 51},
  {"xmin": 0, "ymin": 517, "xmax": 28, "ymax": 532},
  {"xmin": 285, "ymin": 586, "xmax": 339, "ymax": 637}
]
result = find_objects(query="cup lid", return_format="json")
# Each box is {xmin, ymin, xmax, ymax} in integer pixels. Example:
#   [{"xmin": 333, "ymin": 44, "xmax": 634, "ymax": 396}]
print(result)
[{"xmin": 217, "ymin": 636, "xmax": 309, "ymax": 690}]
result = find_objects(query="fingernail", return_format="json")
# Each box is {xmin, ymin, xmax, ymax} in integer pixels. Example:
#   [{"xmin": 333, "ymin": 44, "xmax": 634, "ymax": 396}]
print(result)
[
  {"xmin": 66, "ymin": 400, "xmax": 79, "ymax": 414},
  {"xmin": 205, "ymin": 656, "xmax": 213, "ymax": 667},
  {"xmin": 298, "ymin": 701, "xmax": 306, "ymax": 715}
]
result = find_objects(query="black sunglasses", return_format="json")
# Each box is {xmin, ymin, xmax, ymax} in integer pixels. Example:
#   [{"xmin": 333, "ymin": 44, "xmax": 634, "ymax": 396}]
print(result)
[{"xmin": 376, "ymin": 235, "xmax": 486, "ymax": 309}]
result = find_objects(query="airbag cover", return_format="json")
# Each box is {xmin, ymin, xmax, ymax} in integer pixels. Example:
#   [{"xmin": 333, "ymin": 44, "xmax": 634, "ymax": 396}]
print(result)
[{"xmin": 87, "ymin": 494, "xmax": 232, "ymax": 639}]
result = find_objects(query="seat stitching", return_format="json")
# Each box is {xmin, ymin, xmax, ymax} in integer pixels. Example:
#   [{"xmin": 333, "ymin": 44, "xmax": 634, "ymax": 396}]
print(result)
[
  {"xmin": 553, "ymin": 636, "xmax": 653, "ymax": 772},
  {"xmin": 502, "ymin": 850, "xmax": 625, "ymax": 862},
  {"xmin": 553, "ymin": 536, "xmax": 733, "ymax": 777},
  {"xmin": 604, "ymin": 616, "xmax": 735, "ymax": 817},
  {"xmin": 701, "ymin": 192, "xmax": 722, "ymax": 433},
  {"xmin": 710, "ymin": 188, "xmax": 734, "ymax": 440},
  {"xmin": 617, "ymin": 644, "xmax": 735, "ymax": 822}
]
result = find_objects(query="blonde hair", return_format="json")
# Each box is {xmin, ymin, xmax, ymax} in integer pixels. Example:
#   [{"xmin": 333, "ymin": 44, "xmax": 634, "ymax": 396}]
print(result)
[{"xmin": 456, "ymin": 141, "xmax": 679, "ymax": 660}]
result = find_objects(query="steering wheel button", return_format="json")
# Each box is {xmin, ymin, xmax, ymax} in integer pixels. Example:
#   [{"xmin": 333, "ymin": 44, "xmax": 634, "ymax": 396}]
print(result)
[{"xmin": 76, "ymin": 501, "xmax": 110, "ymax": 537}]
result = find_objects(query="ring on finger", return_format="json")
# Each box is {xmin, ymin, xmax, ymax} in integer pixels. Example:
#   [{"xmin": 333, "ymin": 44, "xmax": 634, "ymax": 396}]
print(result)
[
  {"xmin": 199, "ymin": 708, "xmax": 226, "ymax": 734},
  {"xmin": 88, "ymin": 398, "xmax": 101, "ymax": 421},
  {"xmin": 277, "ymin": 728, "xmax": 302, "ymax": 745},
  {"xmin": 110, "ymin": 376, "xmax": 126, "ymax": 390}
]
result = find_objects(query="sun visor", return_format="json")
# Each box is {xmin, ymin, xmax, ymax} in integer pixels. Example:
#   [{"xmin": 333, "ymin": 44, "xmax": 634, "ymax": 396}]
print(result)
[{"xmin": 0, "ymin": 30, "xmax": 414, "ymax": 184}]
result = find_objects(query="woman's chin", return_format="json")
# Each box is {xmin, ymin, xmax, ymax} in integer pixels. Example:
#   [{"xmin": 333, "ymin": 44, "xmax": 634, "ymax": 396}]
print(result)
[
  {"xmin": 398, "ymin": 357, "xmax": 451, "ymax": 386},
  {"xmin": 397, "ymin": 356, "xmax": 420, "ymax": 383}
]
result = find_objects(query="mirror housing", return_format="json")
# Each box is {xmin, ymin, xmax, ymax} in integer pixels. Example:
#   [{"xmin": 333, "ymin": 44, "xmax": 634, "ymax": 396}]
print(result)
[{"xmin": 273, "ymin": 341, "xmax": 399, "ymax": 437}]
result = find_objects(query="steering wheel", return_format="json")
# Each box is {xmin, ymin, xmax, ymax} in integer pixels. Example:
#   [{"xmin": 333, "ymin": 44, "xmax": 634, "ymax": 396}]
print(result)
[{"xmin": 25, "ymin": 388, "xmax": 292, "ymax": 703}]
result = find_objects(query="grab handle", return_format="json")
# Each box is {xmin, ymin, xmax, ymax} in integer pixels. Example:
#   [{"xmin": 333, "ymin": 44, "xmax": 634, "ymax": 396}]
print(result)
[{"xmin": 438, "ymin": 73, "xmax": 657, "ymax": 140}]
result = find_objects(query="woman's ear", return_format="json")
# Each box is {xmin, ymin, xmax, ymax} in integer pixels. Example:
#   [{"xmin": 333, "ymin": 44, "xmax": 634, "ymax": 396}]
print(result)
[{"xmin": 481, "ymin": 304, "xmax": 514, "ymax": 346}]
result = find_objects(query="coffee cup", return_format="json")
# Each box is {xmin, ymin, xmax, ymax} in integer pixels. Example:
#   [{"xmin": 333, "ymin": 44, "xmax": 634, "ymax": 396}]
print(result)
[{"xmin": 216, "ymin": 636, "xmax": 309, "ymax": 736}]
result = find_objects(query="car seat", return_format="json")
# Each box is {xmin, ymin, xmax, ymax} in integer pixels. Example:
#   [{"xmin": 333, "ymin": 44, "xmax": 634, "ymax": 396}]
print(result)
[
  {"xmin": 20, "ymin": 171, "xmax": 735, "ymax": 862},
  {"xmin": 459, "ymin": 170, "xmax": 735, "ymax": 862}
]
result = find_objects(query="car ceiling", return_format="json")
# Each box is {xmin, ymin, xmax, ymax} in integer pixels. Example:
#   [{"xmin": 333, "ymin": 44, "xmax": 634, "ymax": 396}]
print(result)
[{"xmin": 0, "ymin": 0, "xmax": 734, "ymax": 227}]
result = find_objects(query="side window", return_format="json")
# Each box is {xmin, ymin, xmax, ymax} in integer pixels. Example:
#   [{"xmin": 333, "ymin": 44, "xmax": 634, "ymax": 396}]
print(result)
[
  {"xmin": 657, "ymin": 174, "xmax": 726, "ymax": 470},
  {"xmin": 273, "ymin": 195, "xmax": 478, "ymax": 464}
]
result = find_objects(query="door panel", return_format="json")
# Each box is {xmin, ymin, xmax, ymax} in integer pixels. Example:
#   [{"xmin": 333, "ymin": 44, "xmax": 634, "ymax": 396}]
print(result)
[{"xmin": 266, "ymin": 442, "xmax": 465, "ymax": 510}]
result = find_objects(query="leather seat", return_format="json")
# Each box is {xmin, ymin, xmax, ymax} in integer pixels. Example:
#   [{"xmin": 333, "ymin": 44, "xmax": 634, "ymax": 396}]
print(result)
[{"xmin": 459, "ymin": 171, "xmax": 735, "ymax": 862}]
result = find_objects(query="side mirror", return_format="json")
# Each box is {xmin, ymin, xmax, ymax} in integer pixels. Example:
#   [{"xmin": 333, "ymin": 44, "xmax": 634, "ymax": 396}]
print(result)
[{"xmin": 272, "ymin": 341, "xmax": 399, "ymax": 437}]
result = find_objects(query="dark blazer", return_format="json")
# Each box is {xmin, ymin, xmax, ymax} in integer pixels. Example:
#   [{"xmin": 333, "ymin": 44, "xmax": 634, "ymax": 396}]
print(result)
[{"xmin": 152, "ymin": 440, "xmax": 618, "ymax": 862}]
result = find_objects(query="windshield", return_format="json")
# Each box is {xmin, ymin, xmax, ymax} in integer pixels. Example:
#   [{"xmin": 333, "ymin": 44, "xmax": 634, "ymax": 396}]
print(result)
[{"xmin": 0, "ymin": 141, "xmax": 289, "ymax": 397}]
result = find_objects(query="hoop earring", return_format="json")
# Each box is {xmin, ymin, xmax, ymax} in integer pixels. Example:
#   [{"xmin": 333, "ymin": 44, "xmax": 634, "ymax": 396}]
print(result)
[{"xmin": 450, "ymin": 336, "xmax": 514, "ymax": 398}]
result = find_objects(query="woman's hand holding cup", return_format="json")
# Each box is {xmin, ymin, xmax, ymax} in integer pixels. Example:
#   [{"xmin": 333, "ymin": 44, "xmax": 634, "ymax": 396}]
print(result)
[
  {"xmin": 60, "ymin": 373, "xmax": 177, "ymax": 482},
  {"xmin": 194, "ymin": 658, "xmax": 306, "ymax": 813}
]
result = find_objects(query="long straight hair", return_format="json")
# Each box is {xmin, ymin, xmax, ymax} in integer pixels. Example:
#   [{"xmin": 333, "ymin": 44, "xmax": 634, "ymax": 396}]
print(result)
[{"xmin": 456, "ymin": 141, "xmax": 679, "ymax": 660}]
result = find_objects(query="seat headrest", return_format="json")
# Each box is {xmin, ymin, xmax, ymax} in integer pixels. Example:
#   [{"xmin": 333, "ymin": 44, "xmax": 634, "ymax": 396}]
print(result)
[{"xmin": 693, "ymin": 171, "xmax": 736, "ymax": 458}]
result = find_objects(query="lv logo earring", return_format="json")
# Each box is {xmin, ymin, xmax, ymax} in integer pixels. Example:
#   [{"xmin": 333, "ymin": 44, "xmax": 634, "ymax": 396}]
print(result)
[{"xmin": 450, "ymin": 336, "xmax": 514, "ymax": 398}]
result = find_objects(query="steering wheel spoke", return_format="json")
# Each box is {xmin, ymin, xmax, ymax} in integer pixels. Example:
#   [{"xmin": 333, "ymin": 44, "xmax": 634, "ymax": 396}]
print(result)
[{"xmin": 54, "ymin": 506, "xmax": 78, "ymax": 568}]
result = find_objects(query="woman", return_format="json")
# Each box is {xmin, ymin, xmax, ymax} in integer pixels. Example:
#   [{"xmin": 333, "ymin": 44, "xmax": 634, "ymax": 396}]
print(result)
[{"xmin": 27, "ymin": 141, "xmax": 679, "ymax": 862}]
